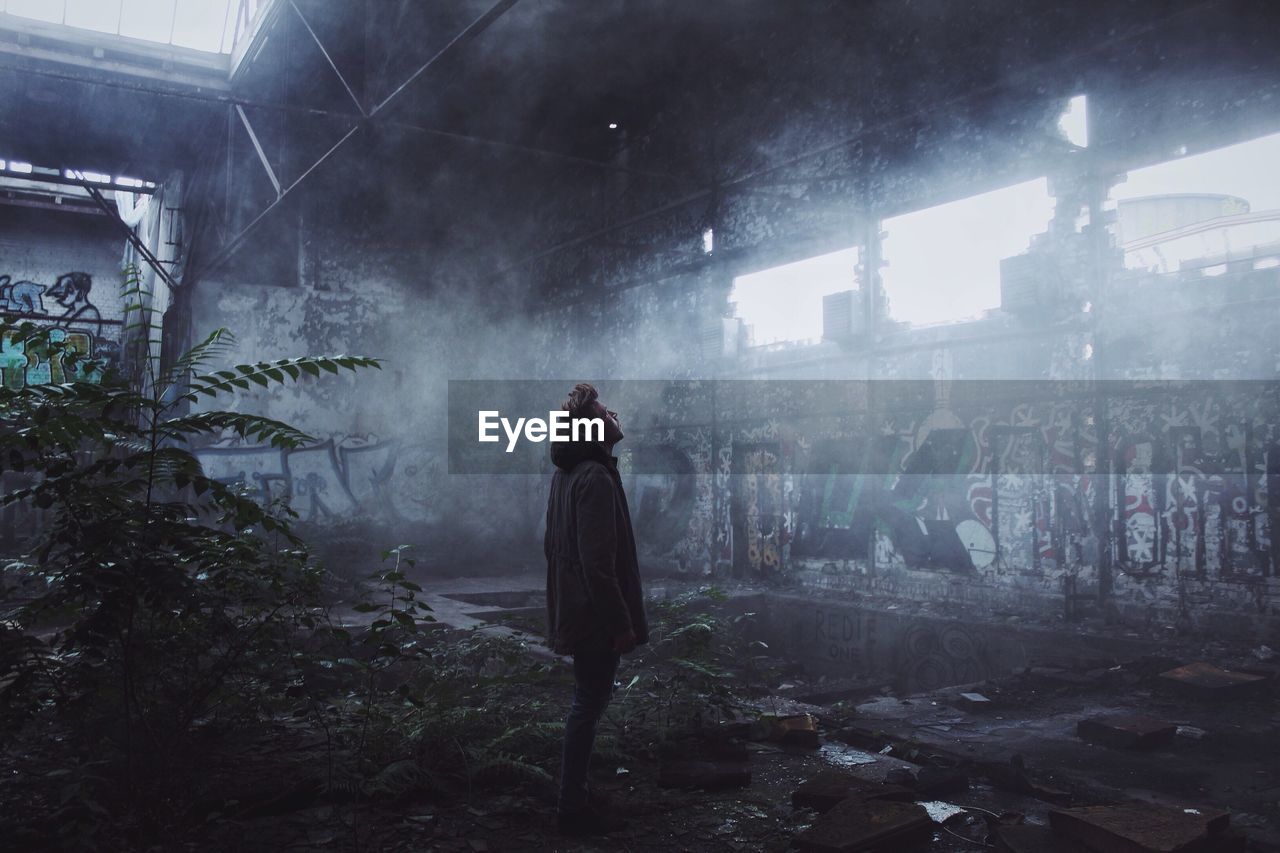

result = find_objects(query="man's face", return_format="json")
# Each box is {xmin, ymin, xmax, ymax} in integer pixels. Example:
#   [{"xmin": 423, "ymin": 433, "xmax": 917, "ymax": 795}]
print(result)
[{"xmin": 591, "ymin": 400, "xmax": 624, "ymax": 446}]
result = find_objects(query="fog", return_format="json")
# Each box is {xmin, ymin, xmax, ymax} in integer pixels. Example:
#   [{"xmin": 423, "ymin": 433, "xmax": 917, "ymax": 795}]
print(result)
[{"xmin": 3, "ymin": 1, "xmax": 1280, "ymax": 847}]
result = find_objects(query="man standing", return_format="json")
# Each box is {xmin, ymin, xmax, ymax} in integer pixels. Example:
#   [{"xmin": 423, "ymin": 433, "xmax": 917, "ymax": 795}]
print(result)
[{"xmin": 545, "ymin": 383, "xmax": 648, "ymax": 837}]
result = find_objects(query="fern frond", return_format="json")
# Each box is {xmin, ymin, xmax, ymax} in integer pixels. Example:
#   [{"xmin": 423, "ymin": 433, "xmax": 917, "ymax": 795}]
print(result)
[
  {"xmin": 161, "ymin": 328, "xmax": 238, "ymax": 390},
  {"xmin": 467, "ymin": 754, "xmax": 553, "ymax": 789},
  {"xmin": 179, "ymin": 356, "xmax": 382, "ymax": 406},
  {"xmin": 161, "ymin": 411, "xmax": 315, "ymax": 449}
]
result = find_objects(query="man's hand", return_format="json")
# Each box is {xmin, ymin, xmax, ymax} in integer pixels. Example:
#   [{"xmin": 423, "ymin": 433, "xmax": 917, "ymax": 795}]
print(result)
[{"xmin": 612, "ymin": 629, "xmax": 637, "ymax": 655}]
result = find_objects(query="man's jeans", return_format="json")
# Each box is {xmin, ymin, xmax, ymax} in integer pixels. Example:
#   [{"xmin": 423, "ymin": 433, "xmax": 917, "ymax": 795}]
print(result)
[{"xmin": 558, "ymin": 631, "xmax": 620, "ymax": 813}]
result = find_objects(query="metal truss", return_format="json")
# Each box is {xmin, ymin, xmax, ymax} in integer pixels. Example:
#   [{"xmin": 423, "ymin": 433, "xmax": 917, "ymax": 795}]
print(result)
[
  {"xmin": 190, "ymin": 0, "xmax": 527, "ymax": 284},
  {"xmin": 75, "ymin": 175, "xmax": 183, "ymax": 294},
  {"xmin": 0, "ymin": 0, "xmax": 691, "ymax": 288}
]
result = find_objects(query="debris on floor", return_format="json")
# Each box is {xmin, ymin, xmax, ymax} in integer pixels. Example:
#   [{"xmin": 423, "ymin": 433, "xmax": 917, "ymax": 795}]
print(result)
[
  {"xmin": 1076, "ymin": 713, "xmax": 1178, "ymax": 749},
  {"xmin": 1158, "ymin": 661, "xmax": 1269, "ymax": 693},
  {"xmin": 1048, "ymin": 802, "xmax": 1240, "ymax": 853},
  {"xmin": 956, "ymin": 691, "xmax": 992, "ymax": 710},
  {"xmin": 790, "ymin": 769, "xmax": 913, "ymax": 812},
  {"xmin": 766, "ymin": 712, "xmax": 821, "ymax": 748},
  {"xmin": 792, "ymin": 797, "xmax": 932, "ymax": 852}
]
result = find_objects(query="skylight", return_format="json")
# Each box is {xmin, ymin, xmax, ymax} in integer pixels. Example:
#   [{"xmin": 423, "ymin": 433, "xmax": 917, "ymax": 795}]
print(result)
[{"xmin": 1, "ymin": 0, "xmax": 241, "ymax": 54}]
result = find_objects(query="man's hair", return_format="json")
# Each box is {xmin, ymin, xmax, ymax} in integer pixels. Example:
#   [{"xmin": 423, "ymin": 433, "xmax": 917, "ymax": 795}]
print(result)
[{"xmin": 561, "ymin": 382, "xmax": 599, "ymax": 419}]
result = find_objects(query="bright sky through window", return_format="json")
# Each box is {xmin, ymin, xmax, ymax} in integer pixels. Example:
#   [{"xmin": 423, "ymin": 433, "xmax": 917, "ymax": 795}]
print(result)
[
  {"xmin": 1114, "ymin": 131, "xmax": 1280, "ymax": 272},
  {"xmin": 1, "ymin": 0, "xmax": 239, "ymax": 53},
  {"xmin": 881, "ymin": 178, "xmax": 1055, "ymax": 327},
  {"xmin": 1115, "ymin": 132, "xmax": 1280, "ymax": 210},
  {"xmin": 731, "ymin": 248, "xmax": 858, "ymax": 345}
]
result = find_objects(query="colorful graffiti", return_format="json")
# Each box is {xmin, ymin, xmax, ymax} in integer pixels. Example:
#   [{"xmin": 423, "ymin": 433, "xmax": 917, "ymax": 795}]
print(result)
[
  {"xmin": 0, "ymin": 327, "xmax": 100, "ymax": 389},
  {"xmin": 737, "ymin": 443, "xmax": 785, "ymax": 577},
  {"xmin": 629, "ymin": 383, "xmax": 1274, "ymax": 586},
  {"xmin": 1, "ymin": 272, "xmax": 113, "ymax": 388},
  {"xmin": 0, "ymin": 276, "xmax": 46, "ymax": 314},
  {"xmin": 194, "ymin": 436, "xmax": 443, "ymax": 524}
]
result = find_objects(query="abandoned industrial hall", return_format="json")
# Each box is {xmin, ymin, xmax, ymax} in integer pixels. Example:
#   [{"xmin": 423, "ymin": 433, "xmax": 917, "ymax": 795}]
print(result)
[{"xmin": 1, "ymin": 0, "xmax": 1279, "ymax": 850}]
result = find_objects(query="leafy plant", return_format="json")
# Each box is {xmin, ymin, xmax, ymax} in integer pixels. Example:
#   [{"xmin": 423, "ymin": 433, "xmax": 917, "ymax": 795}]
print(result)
[
  {"xmin": 608, "ymin": 586, "xmax": 753, "ymax": 744},
  {"xmin": 0, "ymin": 266, "xmax": 381, "ymax": 846}
]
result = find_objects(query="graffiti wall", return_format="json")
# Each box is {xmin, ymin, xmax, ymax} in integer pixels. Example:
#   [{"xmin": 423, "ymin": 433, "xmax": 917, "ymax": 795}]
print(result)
[
  {"xmin": 614, "ymin": 379, "xmax": 1278, "ymax": 632},
  {"xmin": 0, "ymin": 207, "xmax": 130, "ymax": 550},
  {"xmin": 0, "ymin": 268, "xmax": 120, "ymax": 387},
  {"xmin": 0, "ymin": 326, "xmax": 103, "ymax": 389},
  {"xmin": 193, "ymin": 435, "xmax": 444, "ymax": 525},
  {"xmin": 0, "ymin": 206, "xmax": 128, "ymax": 387}
]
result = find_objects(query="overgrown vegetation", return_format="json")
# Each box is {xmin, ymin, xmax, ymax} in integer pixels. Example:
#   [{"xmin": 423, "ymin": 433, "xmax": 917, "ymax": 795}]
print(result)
[
  {"xmin": 0, "ymin": 269, "xmax": 768, "ymax": 851},
  {"xmin": 0, "ymin": 265, "xmax": 383, "ymax": 847}
]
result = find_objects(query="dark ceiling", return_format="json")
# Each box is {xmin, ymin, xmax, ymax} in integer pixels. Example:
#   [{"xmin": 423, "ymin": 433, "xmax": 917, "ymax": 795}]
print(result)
[
  {"xmin": 3, "ymin": 0, "xmax": 1278, "ymax": 178},
  {"xmin": 0, "ymin": 0, "xmax": 1277, "ymax": 281}
]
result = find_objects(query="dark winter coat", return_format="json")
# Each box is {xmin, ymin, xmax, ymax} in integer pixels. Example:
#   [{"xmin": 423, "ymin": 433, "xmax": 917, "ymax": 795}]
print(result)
[{"xmin": 544, "ymin": 440, "xmax": 649, "ymax": 655}]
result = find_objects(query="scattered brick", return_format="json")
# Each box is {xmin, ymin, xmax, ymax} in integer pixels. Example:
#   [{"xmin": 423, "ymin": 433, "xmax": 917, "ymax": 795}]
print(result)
[
  {"xmin": 772, "ymin": 713, "xmax": 821, "ymax": 748},
  {"xmin": 793, "ymin": 798, "xmax": 932, "ymax": 852},
  {"xmin": 1158, "ymin": 662, "xmax": 1268, "ymax": 693},
  {"xmin": 1077, "ymin": 714, "xmax": 1178, "ymax": 750},
  {"xmin": 1049, "ymin": 802, "xmax": 1231, "ymax": 853},
  {"xmin": 791, "ymin": 770, "xmax": 913, "ymax": 813}
]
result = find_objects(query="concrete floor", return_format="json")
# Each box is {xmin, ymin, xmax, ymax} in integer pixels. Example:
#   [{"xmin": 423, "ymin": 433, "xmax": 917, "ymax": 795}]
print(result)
[{"xmin": 354, "ymin": 572, "xmax": 1280, "ymax": 850}]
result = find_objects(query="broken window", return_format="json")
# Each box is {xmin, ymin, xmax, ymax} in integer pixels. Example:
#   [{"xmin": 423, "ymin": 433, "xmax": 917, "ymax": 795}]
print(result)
[
  {"xmin": 1112, "ymin": 131, "xmax": 1280, "ymax": 276},
  {"xmin": 880, "ymin": 178, "xmax": 1055, "ymax": 327},
  {"xmin": 730, "ymin": 247, "xmax": 859, "ymax": 347}
]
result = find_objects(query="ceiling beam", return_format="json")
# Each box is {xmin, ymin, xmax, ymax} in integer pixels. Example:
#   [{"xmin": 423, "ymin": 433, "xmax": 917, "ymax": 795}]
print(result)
[
  {"xmin": 0, "ymin": 193, "xmax": 105, "ymax": 216},
  {"xmin": 369, "ymin": 0, "xmax": 521, "ymax": 118},
  {"xmin": 235, "ymin": 105, "xmax": 283, "ymax": 198},
  {"xmin": 0, "ymin": 48, "xmax": 679, "ymax": 183},
  {"xmin": 493, "ymin": 0, "xmax": 1225, "ymax": 279},
  {"xmin": 189, "ymin": 121, "xmax": 361, "ymax": 284},
  {"xmin": 289, "ymin": 0, "xmax": 366, "ymax": 117},
  {"xmin": 0, "ymin": 39, "xmax": 230, "ymax": 92},
  {"xmin": 190, "ymin": 0, "xmax": 530, "ymax": 283}
]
